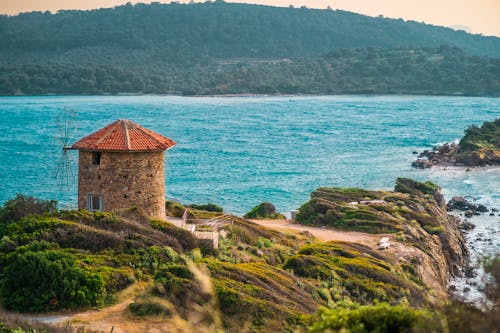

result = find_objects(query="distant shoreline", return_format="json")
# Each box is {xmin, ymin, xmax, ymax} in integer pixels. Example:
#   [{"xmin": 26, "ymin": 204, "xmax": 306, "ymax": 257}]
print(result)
[{"xmin": 1, "ymin": 93, "xmax": 499, "ymax": 98}]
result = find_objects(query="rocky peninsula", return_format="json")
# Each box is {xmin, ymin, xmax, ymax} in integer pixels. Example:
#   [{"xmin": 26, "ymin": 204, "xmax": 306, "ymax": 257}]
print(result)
[
  {"xmin": 295, "ymin": 178, "xmax": 469, "ymax": 300},
  {"xmin": 412, "ymin": 117, "xmax": 500, "ymax": 168}
]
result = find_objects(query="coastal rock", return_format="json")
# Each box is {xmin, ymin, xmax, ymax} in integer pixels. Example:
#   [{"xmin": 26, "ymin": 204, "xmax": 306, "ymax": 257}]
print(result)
[
  {"xmin": 464, "ymin": 210, "xmax": 474, "ymax": 218},
  {"xmin": 476, "ymin": 204, "xmax": 489, "ymax": 213},
  {"xmin": 411, "ymin": 159, "xmax": 433, "ymax": 169},
  {"xmin": 460, "ymin": 221, "xmax": 475, "ymax": 231},
  {"xmin": 447, "ymin": 196, "xmax": 477, "ymax": 211},
  {"xmin": 411, "ymin": 117, "xmax": 500, "ymax": 168}
]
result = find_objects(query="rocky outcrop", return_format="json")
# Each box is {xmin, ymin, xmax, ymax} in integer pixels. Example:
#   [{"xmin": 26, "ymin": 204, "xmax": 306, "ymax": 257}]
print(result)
[
  {"xmin": 244, "ymin": 202, "xmax": 286, "ymax": 219},
  {"xmin": 412, "ymin": 117, "xmax": 500, "ymax": 168},
  {"xmin": 412, "ymin": 143, "xmax": 459, "ymax": 168},
  {"xmin": 447, "ymin": 196, "xmax": 489, "ymax": 214},
  {"xmin": 295, "ymin": 178, "xmax": 469, "ymax": 300}
]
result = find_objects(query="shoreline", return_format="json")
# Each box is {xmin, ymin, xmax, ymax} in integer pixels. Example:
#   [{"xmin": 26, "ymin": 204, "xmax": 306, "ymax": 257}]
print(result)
[
  {"xmin": 2, "ymin": 93, "xmax": 500, "ymax": 99},
  {"xmin": 448, "ymin": 211, "xmax": 500, "ymax": 304}
]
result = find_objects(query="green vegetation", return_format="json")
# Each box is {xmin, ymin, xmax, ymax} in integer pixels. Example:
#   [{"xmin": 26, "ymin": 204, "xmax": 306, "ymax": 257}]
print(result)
[
  {"xmin": 307, "ymin": 302, "xmax": 441, "ymax": 333},
  {"xmin": 1, "ymin": 250, "xmax": 105, "ymax": 312},
  {"xmin": 1, "ymin": 2, "xmax": 500, "ymax": 96},
  {"xmin": 456, "ymin": 117, "xmax": 500, "ymax": 165},
  {"xmin": 165, "ymin": 200, "xmax": 187, "ymax": 218},
  {"xmin": 283, "ymin": 242, "xmax": 425, "ymax": 305},
  {"xmin": 2, "ymin": 2, "xmax": 499, "ymax": 63},
  {"xmin": 1, "ymin": 47, "xmax": 499, "ymax": 96},
  {"xmin": 293, "ymin": 178, "xmax": 468, "ymax": 299},
  {"xmin": 0, "ymin": 196, "xmax": 207, "ymax": 313},
  {"xmin": 166, "ymin": 200, "xmax": 223, "ymax": 220},
  {"xmin": 307, "ymin": 255, "xmax": 500, "ymax": 333},
  {"xmin": 187, "ymin": 203, "xmax": 223, "ymax": 213},
  {"xmin": 296, "ymin": 178, "xmax": 449, "ymax": 234},
  {"xmin": 0, "ymin": 194, "xmax": 56, "ymax": 233},
  {"xmin": 0, "ymin": 193, "xmax": 493, "ymax": 333},
  {"xmin": 394, "ymin": 178, "xmax": 440, "ymax": 196},
  {"xmin": 244, "ymin": 202, "xmax": 286, "ymax": 219},
  {"xmin": 413, "ymin": 117, "xmax": 500, "ymax": 167}
]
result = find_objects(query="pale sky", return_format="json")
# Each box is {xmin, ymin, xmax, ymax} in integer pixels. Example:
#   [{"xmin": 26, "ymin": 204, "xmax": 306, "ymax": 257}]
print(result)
[{"xmin": 1, "ymin": 0, "xmax": 499, "ymax": 37}]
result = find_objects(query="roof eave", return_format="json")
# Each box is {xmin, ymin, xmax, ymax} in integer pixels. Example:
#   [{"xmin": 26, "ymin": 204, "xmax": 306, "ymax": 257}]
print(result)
[{"xmin": 73, "ymin": 147, "xmax": 174, "ymax": 153}]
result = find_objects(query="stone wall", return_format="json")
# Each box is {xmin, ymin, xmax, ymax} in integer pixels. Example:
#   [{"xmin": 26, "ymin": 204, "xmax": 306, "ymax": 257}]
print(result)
[{"xmin": 77, "ymin": 150, "xmax": 166, "ymax": 219}]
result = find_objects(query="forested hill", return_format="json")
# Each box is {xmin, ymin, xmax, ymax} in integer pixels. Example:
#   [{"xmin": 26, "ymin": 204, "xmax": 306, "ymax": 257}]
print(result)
[
  {"xmin": 2, "ymin": 46, "xmax": 499, "ymax": 96},
  {"xmin": 1, "ymin": 1, "xmax": 500, "ymax": 66},
  {"xmin": 1, "ymin": 2, "xmax": 500, "ymax": 96}
]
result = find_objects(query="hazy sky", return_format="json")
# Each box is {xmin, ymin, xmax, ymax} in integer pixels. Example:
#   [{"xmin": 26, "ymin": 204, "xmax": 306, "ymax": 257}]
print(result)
[{"xmin": 1, "ymin": 0, "xmax": 499, "ymax": 37}]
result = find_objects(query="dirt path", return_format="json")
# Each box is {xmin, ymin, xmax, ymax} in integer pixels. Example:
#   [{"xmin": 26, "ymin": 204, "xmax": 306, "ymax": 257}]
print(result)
[
  {"xmin": 8, "ymin": 281, "xmax": 151, "ymax": 332},
  {"xmin": 250, "ymin": 219, "xmax": 383, "ymax": 248}
]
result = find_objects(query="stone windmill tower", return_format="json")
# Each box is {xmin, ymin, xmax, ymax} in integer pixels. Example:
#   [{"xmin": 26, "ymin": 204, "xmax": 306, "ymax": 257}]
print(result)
[{"xmin": 71, "ymin": 119, "xmax": 176, "ymax": 219}]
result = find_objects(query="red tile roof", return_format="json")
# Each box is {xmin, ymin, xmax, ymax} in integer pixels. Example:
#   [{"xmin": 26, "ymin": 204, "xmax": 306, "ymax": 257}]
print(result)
[{"xmin": 71, "ymin": 119, "xmax": 176, "ymax": 152}]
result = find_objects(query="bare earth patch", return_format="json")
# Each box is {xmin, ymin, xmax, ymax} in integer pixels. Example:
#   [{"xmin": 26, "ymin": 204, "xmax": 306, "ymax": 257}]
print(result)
[{"xmin": 250, "ymin": 219, "xmax": 382, "ymax": 246}]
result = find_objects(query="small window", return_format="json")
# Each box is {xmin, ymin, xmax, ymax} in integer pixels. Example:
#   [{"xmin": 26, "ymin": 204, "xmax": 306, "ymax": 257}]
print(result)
[
  {"xmin": 87, "ymin": 194, "xmax": 102, "ymax": 212},
  {"xmin": 92, "ymin": 152, "xmax": 101, "ymax": 165}
]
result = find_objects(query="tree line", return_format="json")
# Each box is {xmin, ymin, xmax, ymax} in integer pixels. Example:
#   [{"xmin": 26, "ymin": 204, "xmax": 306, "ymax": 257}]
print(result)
[{"xmin": 1, "ymin": 46, "xmax": 498, "ymax": 96}]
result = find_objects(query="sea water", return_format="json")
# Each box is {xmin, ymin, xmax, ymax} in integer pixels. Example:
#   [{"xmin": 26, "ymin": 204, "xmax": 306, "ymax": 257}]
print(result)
[{"xmin": 0, "ymin": 95, "xmax": 499, "ymax": 299}]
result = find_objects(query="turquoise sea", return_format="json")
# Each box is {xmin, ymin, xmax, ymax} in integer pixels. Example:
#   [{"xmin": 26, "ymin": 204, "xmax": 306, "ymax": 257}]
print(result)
[
  {"xmin": 1, "ymin": 95, "xmax": 499, "ymax": 299},
  {"xmin": 1, "ymin": 95, "xmax": 498, "ymax": 213}
]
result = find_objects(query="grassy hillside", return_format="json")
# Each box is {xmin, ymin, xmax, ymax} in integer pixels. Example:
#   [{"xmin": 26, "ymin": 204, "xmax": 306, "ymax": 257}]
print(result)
[
  {"xmin": 296, "ymin": 178, "xmax": 449, "ymax": 234},
  {"xmin": 0, "ymin": 193, "xmax": 438, "ymax": 332},
  {"xmin": 295, "ymin": 178, "xmax": 469, "ymax": 291},
  {"xmin": 0, "ymin": 185, "xmax": 497, "ymax": 332}
]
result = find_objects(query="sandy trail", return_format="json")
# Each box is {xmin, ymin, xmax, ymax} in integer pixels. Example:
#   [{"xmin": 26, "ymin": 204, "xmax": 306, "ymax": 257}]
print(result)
[{"xmin": 250, "ymin": 219, "xmax": 383, "ymax": 248}]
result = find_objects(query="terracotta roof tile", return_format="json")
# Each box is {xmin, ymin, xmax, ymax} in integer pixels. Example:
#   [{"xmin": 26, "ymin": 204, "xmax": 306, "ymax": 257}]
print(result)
[{"xmin": 71, "ymin": 119, "xmax": 176, "ymax": 152}]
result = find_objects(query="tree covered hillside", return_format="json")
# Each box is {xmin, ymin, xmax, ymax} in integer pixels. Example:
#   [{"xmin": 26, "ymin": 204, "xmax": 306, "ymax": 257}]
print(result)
[
  {"xmin": 1, "ymin": 1, "xmax": 500, "ymax": 66},
  {"xmin": 1, "ymin": 1, "xmax": 500, "ymax": 96},
  {"xmin": 2, "ymin": 46, "xmax": 499, "ymax": 96}
]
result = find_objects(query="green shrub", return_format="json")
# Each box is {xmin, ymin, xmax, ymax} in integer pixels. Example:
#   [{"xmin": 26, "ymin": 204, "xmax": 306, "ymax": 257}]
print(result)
[
  {"xmin": 165, "ymin": 201, "xmax": 187, "ymax": 218},
  {"xmin": 188, "ymin": 203, "xmax": 223, "ymax": 212},
  {"xmin": 244, "ymin": 202, "xmax": 285, "ymax": 219},
  {"xmin": 0, "ymin": 250, "xmax": 105, "ymax": 312},
  {"xmin": 423, "ymin": 225, "xmax": 444, "ymax": 235},
  {"xmin": 129, "ymin": 297, "xmax": 171, "ymax": 317},
  {"xmin": 0, "ymin": 194, "xmax": 57, "ymax": 224},
  {"xmin": 229, "ymin": 225, "xmax": 254, "ymax": 244},
  {"xmin": 308, "ymin": 302, "xmax": 442, "ymax": 333},
  {"xmin": 256, "ymin": 237, "xmax": 273, "ymax": 249}
]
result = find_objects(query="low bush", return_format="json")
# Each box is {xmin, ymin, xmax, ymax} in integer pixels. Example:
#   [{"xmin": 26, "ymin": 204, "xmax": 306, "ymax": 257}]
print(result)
[
  {"xmin": 188, "ymin": 203, "xmax": 223, "ymax": 212},
  {"xmin": 1, "ymin": 250, "xmax": 105, "ymax": 312},
  {"xmin": 308, "ymin": 302, "xmax": 442, "ymax": 333},
  {"xmin": 0, "ymin": 194, "xmax": 57, "ymax": 224},
  {"xmin": 165, "ymin": 201, "xmax": 187, "ymax": 217},
  {"xmin": 129, "ymin": 297, "xmax": 171, "ymax": 317},
  {"xmin": 244, "ymin": 202, "xmax": 285, "ymax": 219}
]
